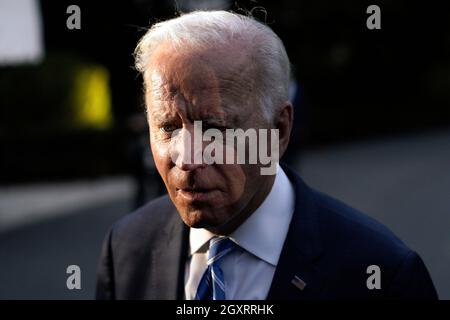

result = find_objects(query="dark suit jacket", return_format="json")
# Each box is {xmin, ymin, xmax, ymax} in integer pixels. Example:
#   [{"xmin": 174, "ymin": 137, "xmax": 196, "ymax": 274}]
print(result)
[{"xmin": 96, "ymin": 165, "xmax": 438, "ymax": 299}]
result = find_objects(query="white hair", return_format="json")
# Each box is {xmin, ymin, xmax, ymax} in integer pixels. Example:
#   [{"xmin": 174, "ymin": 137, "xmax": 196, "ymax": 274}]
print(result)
[{"xmin": 134, "ymin": 10, "xmax": 291, "ymax": 121}]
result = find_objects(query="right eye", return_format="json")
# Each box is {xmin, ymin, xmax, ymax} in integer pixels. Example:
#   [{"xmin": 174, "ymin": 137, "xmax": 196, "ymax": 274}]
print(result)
[{"xmin": 161, "ymin": 124, "xmax": 177, "ymax": 133}]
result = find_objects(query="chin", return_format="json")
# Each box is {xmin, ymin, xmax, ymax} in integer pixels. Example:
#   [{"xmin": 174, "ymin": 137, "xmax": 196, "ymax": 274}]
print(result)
[{"xmin": 181, "ymin": 208, "xmax": 225, "ymax": 230}]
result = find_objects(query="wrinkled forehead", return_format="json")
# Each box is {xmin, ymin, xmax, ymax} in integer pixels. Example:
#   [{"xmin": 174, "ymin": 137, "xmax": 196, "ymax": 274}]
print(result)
[
  {"xmin": 146, "ymin": 41, "xmax": 253, "ymax": 80},
  {"xmin": 144, "ymin": 43, "xmax": 259, "ymax": 111}
]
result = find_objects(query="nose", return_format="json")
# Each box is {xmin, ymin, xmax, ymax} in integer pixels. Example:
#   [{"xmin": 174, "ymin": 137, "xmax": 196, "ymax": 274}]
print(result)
[{"xmin": 170, "ymin": 127, "xmax": 207, "ymax": 171}]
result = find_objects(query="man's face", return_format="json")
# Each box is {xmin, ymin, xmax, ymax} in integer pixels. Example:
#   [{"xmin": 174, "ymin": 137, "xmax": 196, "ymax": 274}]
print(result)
[{"xmin": 145, "ymin": 43, "xmax": 276, "ymax": 235}]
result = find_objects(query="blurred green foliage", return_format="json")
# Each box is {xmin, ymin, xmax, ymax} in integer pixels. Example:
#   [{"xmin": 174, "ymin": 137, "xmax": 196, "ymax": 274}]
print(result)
[
  {"xmin": 0, "ymin": 53, "xmax": 112, "ymax": 138},
  {"xmin": 0, "ymin": 53, "xmax": 127, "ymax": 183}
]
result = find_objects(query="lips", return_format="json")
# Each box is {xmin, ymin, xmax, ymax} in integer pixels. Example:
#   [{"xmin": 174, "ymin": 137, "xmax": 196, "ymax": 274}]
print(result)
[
  {"xmin": 181, "ymin": 186, "xmax": 211, "ymax": 192},
  {"xmin": 176, "ymin": 186, "xmax": 219, "ymax": 202}
]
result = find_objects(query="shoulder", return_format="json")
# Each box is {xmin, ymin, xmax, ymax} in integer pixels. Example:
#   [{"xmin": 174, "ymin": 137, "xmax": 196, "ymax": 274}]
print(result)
[
  {"xmin": 108, "ymin": 194, "xmax": 178, "ymax": 248},
  {"xmin": 96, "ymin": 194, "xmax": 185, "ymax": 299},
  {"xmin": 283, "ymin": 163, "xmax": 411, "ymax": 262},
  {"xmin": 309, "ymin": 186, "xmax": 435, "ymax": 293},
  {"xmin": 312, "ymin": 189, "xmax": 410, "ymax": 259},
  {"xmin": 311, "ymin": 190, "xmax": 437, "ymax": 297}
]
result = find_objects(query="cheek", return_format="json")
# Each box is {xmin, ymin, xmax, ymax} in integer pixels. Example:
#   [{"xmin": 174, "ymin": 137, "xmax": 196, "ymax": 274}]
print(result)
[
  {"xmin": 219, "ymin": 165, "xmax": 247, "ymax": 203},
  {"xmin": 149, "ymin": 135, "xmax": 172, "ymax": 179}
]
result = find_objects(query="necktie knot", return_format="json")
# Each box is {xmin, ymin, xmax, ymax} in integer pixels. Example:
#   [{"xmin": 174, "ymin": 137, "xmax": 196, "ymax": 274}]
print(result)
[{"xmin": 207, "ymin": 236, "xmax": 235, "ymax": 266}]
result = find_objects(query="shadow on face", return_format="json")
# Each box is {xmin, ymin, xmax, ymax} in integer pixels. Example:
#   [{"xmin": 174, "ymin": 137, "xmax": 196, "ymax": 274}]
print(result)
[{"xmin": 145, "ymin": 43, "xmax": 283, "ymax": 235}]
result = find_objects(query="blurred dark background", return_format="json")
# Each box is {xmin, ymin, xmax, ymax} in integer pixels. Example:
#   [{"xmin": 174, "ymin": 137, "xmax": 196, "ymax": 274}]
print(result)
[
  {"xmin": 2, "ymin": 0, "xmax": 450, "ymax": 183},
  {"xmin": 0, "ymin": 0, "xmax": 449, "ymax": 299}
]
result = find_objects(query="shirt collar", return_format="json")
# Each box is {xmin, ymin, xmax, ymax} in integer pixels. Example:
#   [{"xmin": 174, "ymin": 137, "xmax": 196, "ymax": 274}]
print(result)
[{"xmin": 189, "ymin": 164, "xmax": 295, "ymax": 266}]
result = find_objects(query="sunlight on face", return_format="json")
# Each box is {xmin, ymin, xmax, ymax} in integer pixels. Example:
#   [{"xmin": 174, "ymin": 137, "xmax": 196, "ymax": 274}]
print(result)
[{"xmin": 145, "ymin": 43, "xmax": 276, "ymax": 235}]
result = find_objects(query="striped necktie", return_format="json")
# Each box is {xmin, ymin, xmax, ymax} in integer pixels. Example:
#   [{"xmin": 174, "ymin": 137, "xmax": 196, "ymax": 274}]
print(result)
[{"xmin": 195, "ymin": 236, "xmax": 235, "ymax": 300}]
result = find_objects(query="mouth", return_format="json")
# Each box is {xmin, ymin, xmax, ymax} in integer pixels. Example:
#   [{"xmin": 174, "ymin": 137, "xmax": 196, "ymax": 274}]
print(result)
[{"xmin": 176, "ymin": 187, "xmax": 219, "ymax": 202}]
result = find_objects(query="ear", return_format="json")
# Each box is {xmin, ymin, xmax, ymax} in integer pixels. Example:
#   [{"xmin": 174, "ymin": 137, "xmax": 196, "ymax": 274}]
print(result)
[{"xmin": 274, "ymin": 101, "xmax": 294, "ymax": 160}]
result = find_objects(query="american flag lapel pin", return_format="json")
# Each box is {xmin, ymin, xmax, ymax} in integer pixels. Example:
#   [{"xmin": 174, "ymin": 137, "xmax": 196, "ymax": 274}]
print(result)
[{"xmin": 291, "ymin": 275, "xmax": 307, "ymax": 291}]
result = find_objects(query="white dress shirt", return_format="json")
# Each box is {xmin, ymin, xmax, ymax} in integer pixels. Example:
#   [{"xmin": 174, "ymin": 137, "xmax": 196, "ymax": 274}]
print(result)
[{"xmin": 184, "ymin": 164, "xmax": 295, "ymax": 300}]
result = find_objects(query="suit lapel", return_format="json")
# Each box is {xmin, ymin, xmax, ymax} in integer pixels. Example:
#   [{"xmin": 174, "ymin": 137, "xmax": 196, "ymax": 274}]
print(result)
[
  {"xmin": 148, "ymin": 206, "xmax": 189, "ymax": 299},
  {"xmin": 267, "ymin": 164, "xmax": 324, "ymax": 299}
]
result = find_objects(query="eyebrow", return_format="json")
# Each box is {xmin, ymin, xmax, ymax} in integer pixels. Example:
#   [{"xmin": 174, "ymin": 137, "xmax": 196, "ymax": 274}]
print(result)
[
  {"xmin": 148, "ymin": 106, "xmax": 232, "ymax": 126},
  {"xmin": 201, "ymin": 116, "xmax": 227, "ymax": 124},
  {"xmin": 149, "ymin": 112, "xmax": 171, "ymax": 123}
]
